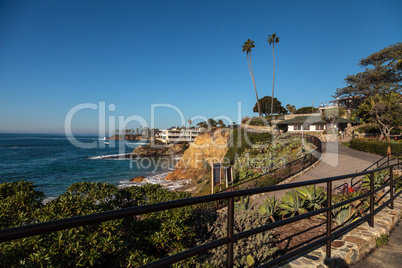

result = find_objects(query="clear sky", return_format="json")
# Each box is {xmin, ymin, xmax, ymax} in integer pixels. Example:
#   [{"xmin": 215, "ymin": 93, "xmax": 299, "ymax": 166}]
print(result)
[{"xmin": 1, "ymin": 0, "xmax": 401, "ymax": 134}]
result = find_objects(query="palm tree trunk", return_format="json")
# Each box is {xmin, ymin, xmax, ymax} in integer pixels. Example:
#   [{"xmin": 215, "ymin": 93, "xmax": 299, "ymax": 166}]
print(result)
[
  {"xmin": 271, "ymin": 44, "xmax": 275, "ymax": 116},
  {"xmin": 248, "ymin": 53, "xmax": 261, "ymax": 116}
]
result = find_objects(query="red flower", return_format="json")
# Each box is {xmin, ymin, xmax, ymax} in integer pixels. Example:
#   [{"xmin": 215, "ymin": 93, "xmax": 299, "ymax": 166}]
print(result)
[{"xmin": 348, "ymin": 187, "xmax": 354, "ymax": 193}]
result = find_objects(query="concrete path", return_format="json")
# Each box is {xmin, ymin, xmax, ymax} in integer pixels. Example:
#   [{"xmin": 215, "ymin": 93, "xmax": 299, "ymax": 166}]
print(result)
[
  {"xmin": 351, "ymin": 221, "xmax": 402, "ymax": 268},
  {"xmin": 252, "ymin": 142, "xmax": 384, "ymax": 205}
]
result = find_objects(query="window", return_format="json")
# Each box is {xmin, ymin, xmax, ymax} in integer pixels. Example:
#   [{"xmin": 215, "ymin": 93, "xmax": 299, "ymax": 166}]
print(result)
[
  {"xmin": 294, "ymin": 125, "xmax": 302, "ymax": 130},
  {"xmin": 315, "ymin": 124, "xmax": 325, "ymax": 131},
  {"xmin": 304, "ymin": 125, "xmax": 310, "ymax": 130}
]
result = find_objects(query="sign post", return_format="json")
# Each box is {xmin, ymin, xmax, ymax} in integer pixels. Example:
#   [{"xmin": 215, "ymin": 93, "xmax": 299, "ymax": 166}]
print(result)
[
  {"xmin": 211, "ymin": 163, "xmax": 221, "ymax": 194},
  {"xmin": 225, "ymin": 166, "xmax": 233, "ymax": 187}
]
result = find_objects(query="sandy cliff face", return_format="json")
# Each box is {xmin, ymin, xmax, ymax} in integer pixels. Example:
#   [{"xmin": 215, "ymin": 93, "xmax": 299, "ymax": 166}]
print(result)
[{"xmin": 164, "ymin": 129, "xmax": 230, "ymax": 181}]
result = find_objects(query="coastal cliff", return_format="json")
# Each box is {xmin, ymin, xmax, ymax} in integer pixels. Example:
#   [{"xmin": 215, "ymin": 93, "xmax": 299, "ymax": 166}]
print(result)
[{"xmin": 164, "ymin": 129, "xmax": 230, "ymax": 181}]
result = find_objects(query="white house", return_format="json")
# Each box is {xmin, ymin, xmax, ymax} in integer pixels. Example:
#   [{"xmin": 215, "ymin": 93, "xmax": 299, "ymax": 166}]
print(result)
[{"xmin": 160, "ymin": 128, "xmax": 202, "ymax": 143}]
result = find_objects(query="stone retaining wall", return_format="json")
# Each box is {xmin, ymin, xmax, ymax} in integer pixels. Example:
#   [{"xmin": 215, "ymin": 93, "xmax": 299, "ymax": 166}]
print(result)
[
  {"xmin": 275, "ymin": 195, "xmax": 402, "ymax": 268},
  {"xmin": 240, "ymin": 123, "xmax": 273, "ymax": 132}
]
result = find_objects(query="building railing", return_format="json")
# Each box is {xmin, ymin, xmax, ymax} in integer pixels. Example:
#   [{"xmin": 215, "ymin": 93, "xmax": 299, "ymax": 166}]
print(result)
[{"xmin": 1, "ymin": 160, "xmax": 400, "ymax": 267}]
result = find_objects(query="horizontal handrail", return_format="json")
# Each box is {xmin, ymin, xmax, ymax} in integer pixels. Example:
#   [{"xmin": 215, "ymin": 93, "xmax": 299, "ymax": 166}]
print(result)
[
  {"xmin": 350, "ymin": 151, "xmax": 401, "ymax": 188},
  {"xmin": 0, "ymin": 164, "xmax": 397, "ymax": 243},
  {"xmin": 0, "ymin": 162, "xmax": 400, "ymax": 267}
]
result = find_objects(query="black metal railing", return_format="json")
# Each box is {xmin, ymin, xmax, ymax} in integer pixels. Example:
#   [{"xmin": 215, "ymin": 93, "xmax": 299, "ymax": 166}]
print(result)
[
  {"xmin": 219, "ymin": 134, "xmax": 322, "ymax": 192},
  {"xmin": 348, "ymin": 152, "xmax": 401, "ymax": 188},
  {"xmin": 1, "ymin": 160, "xmax": 401, "ymax": 267}
]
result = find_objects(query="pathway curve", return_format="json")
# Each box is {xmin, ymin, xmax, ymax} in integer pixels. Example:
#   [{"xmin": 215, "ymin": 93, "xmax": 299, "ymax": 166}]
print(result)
[{"xmin": 252, "ymin": 142, "xmax": 384, "ymax": 205}]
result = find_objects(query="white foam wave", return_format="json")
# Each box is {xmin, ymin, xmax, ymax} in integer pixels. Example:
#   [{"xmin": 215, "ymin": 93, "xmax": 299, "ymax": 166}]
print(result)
[
  {"xmin": 89, "ymin": 153, "xmax": 130, "ymax": 160},
  {"xmin": 118, "ymin": 171, "xmax": 190, "ymax": 190}
]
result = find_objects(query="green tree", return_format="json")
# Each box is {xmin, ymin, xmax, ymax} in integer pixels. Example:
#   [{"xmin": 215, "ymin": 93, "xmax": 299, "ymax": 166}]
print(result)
[
  {"xmin": 358, "ymin": 93, "xmax": 402, "ymax": 139},
  {"xmin": 321, "ymin": 107, "xmax": 346, "ymax": 129},
  {"xmin": 197, "ymin": 121, "xmax": 208, "ymax": 129},
  {"xmin": 253, "ymin": 96, "xmax": 287, "ymax": 116},
  {"xmin": 242, "ymin": 39, "xmax": 261, "ymax": 117},
  {"xmin": 286, "ymin": 104, "xmax": 296, "ymax": 114},
  {"xmin": 267, "ymin": 33, "xmax": 280, "ymax": 116},
  {"xmin": 334, "ymin": 43, "xmax": 402, "ymax": 99},
  {"xmin": 295, "ymin": 106, "xmax": 319, "ymax": 114},
  {"xmin": 188, "ymin": 119, "xmax": 192, "ymax": 128},
  {"xmin": 207, "ymin": 118, "xmax": 218, "ymax": 128},
  {"xmin": 217, "ymin": 119, "xmax": 226, "ymax": 128}
]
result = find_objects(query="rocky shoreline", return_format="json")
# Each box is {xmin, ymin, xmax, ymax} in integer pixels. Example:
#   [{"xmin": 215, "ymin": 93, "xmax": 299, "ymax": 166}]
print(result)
[
  {"xmin": 99, "ymin": 130, "xmax": 230, "ymax": 194},
  {"xmin": 107, "ymin": 134, "xmax": 149, "ymax": 141}
]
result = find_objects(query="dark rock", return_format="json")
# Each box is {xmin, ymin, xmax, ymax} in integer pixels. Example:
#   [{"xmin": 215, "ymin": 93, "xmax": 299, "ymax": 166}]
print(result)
[
  {"xmin": 130, "ymin": 176, "xmax": 146, "ymax": 182},
  {"xmin": 331, "ymin": 240, "xmax": 345, "ymax": 248}
]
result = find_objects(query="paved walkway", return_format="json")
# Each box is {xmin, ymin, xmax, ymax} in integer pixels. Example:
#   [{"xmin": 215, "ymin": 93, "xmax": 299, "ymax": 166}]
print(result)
[
  {"xmin": 253, "ymin": 142, "xmax": 383, "ymax": 205},
  {"xmin": 351, "ymin": 221, "xmax": 402, "ymax": 268}
]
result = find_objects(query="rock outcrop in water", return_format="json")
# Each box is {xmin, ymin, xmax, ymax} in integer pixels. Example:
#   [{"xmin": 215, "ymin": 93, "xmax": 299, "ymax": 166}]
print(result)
[
  {"xmin": 164, "ymin": 129, "xmax": 230, "ymax": 181},
  {"xmin": 108, "ymin": 134, "xmax": 147, "ymax": 141},
  {"xmin": 132, "ymin": 143, "xmax": 186, "ymax": 157}
]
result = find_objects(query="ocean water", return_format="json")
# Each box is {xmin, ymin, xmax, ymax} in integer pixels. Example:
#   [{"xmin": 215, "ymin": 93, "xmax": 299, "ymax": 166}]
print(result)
[{"xmin": 0, "ymin": 133, "xmax": 187, "ymax": 199}]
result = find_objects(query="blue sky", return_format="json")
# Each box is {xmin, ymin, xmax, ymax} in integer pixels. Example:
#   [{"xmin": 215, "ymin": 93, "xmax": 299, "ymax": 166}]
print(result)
[{"xmin": 0, "ymin": 0, "xmax": 401, "ymax": 134}]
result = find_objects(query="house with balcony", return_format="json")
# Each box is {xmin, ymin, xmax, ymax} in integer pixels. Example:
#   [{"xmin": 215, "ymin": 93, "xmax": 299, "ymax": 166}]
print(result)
[{"xmin": 160, "ymin": 128, "xmax": 202, "ymax": 143}]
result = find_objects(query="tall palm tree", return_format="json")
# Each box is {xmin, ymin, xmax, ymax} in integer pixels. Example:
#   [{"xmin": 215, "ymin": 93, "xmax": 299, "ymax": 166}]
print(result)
[
  {"xmin": 242, "ymin": 39, "xmax": 261, "ymax": 117},
  {"xmin": 267, "ymin": 33, "xmax": 279, "ymax": 116}
]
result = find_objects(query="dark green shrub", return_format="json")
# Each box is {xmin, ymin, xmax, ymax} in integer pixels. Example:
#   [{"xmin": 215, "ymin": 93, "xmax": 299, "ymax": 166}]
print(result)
[
  {"xmin": 357, "ymin": 125, "xmax": 381, "ymax": 134},
  {"xmin": 356, "ymin": 124, "xmax": 399, "ymax": 135},
  {"xmin": 0, "ymin": 180, "xmax": 44, "ymax": 229},
  {"xmin": 0, "ymin": 181, "xmax": 197, "ymax": 267},
  {"xmin": 350, "ymin": 138, "xmax": 402, "ymax": 156},
  {"xmin": 247, "ymin": 116, "xmax": 269, "ymax": 126}
]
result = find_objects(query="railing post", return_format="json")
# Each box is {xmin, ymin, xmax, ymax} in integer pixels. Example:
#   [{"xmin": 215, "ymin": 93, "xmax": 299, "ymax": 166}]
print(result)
[
  {"xmin": 370, "ymin": 172, "xmax": 374, "ymax": 228},
  {"xmin": 388, "ymin": 154, "xmax": 390, "ymax": 167},
  {"xmin": 227, "ymin": 197, "xmax": 234, "ymax": 268},
  {"xmin": 326, "ymin": 181, "xmax": 332, "ymax": 258},
  {"xmin": 390, "ymin": 166, "xmax": 394, "ymax": 209}
]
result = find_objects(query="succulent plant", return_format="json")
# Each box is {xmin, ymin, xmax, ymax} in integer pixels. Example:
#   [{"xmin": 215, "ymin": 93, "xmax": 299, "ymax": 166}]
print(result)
[
  {"xmin": 258, "ymin": 196, "xmax": 279, "ymax": 222},
  {"xmin": 332, "ymin": 205, "xmax": 358, "ymax": 226},
  {"xmin": 361, "ymin": 170, "xmax": 389, "ymax": 190},
  {"xmin": 234, "ymin": 196, "xmax": 254, "ymax": 211},
  {"xmin": 278, "ymin": 190, "xmax": 308, "ymax": 218},
  {"xmin": 296, "ymin": 185, "xmax": 326, "ymax": 210}
]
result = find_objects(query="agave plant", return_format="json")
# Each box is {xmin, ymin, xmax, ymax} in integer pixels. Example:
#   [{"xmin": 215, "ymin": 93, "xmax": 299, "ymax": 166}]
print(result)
[
  {"xmin": 332, "ymin": 205, "xmax": 358, "ymax": 226},
  {"xmin": 361, "ymin": 170, "xmax": 389, "ymax": 190},
  {"xmin": 258, "ymin": 196, "xmax": 278, "ymax": 222},
  {"xmin": 234, "ymin": 196, "xmax": 254, "ymax": 211},
  {"xmin": 296, "ymin": 185, "xmax": 326, "ymax": 211},
  {"xmin": 278, "ymin": 190, "xmax": 307, "ymax": 218}
]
